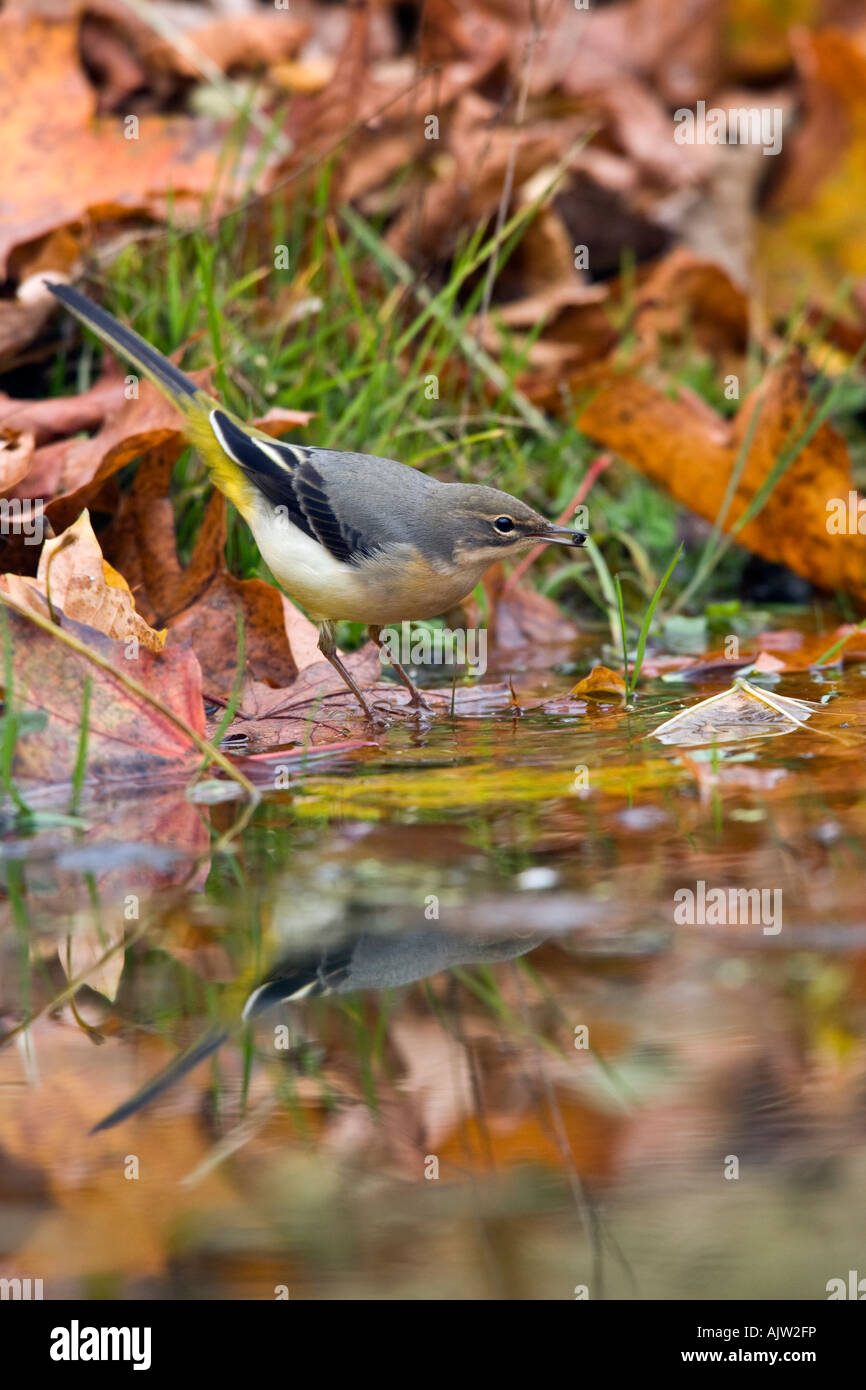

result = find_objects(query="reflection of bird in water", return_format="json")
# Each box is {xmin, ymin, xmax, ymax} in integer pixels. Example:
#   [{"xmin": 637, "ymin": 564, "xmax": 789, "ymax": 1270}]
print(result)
[
  {"xmin": 242, "ymin": 922, "xmax": 541, "ymax": 1018},
  {"xmin": 91, "ymin": 908, "xmax": 549, "ymax": 1132}
]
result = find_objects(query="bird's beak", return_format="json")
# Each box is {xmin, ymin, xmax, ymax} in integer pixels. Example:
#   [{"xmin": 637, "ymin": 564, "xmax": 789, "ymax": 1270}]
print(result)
[{"xmin": 537, "ymin": 524, "xmax": 588, "ymax": 547}]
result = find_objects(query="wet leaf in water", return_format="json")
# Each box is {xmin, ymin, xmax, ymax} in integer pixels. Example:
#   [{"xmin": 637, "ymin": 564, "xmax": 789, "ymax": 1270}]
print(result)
[{"xmin": 650, "ymin": 676, "xmax": 826, "ymax": 746}]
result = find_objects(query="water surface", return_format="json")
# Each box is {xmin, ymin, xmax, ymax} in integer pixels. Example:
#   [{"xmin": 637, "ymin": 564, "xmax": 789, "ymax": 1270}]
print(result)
[{"xmin": 2, "ymin": 653, "xmax": 865, "ymax": 1300}]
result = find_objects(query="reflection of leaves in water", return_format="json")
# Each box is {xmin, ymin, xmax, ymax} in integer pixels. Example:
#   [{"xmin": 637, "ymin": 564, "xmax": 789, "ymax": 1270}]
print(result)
[{"xmin": 294, "ymin": 758, "xmax": 682, "ymax": 821}]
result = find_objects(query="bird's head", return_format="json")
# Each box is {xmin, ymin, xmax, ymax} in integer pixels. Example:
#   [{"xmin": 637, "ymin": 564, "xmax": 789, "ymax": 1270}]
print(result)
[{"xmin": 444, "ymin": 484, "xmax": 587, "ymax": 569}]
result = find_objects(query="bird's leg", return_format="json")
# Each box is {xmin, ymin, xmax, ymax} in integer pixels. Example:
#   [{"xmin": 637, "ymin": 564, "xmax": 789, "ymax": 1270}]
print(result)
[
  {"xmin": 317, "ymin": 622, "xmax": 378, "ymax": 722},
  {"xmin": 368, "ymin": 625, "xmax": 432, "ymax": 710}
]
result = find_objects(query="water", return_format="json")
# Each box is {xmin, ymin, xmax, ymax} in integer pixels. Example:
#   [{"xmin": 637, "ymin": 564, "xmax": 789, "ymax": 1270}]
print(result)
[{"xmin": 2, "ymin": 657, "xmax": 865, "ymax": 1299}]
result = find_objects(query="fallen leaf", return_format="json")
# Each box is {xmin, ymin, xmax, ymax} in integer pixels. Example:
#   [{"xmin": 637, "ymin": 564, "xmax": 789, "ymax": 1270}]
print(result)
[
  {"xmin": 583, "ymin": 76, "xmax": 714, "ymax": 193},
  {"xmin": 215, "ymin": 645, "xmax": 385, "ymax": 749},
  {"xmin": 648, "ymin": 623, "xmax": 866, "ymax": 681},
  {"xmin": 477, "ymin": 564, "xmax": 579, "ymax": 651},
  {"xmin": 650, "ymin": 676, "xmax": 825, "ymax": 746},
  {"xmin": 0, "ymin": 426, "xmax": 34, "ymax": 494},
  {"xmin": 37, "ymin": 371, "xmax": 212, "ymax": 525},
  {"xmin": 386, "ymin": 92, "xmax": 572, "ymax": 265},
  {"xmin": 750, "ymin": 651, "xmax": 787, "ymax": 673},
  {"xmin": 271, "ymin": 56, "xmax": 336, "ymax": 96},
  {"xmin": 633, "ymin": 248, "xmax": 750, "ymax": 361},
  {"xmin": 557, "ymin": 356, "xmax": 866, "ymax": 605},
  {"xmin": 0, "ymin": 11, "xmax": 256, "ymax": 277},
  {"xmin": 725, "ymin": 0, "xmax": 816, "ymax": 79},
  {"xmin": 61, "ymin": 921, "xmax": 126, "ymax": 1003},
  {"xmin": 106, "ymin": 457, "xmax": 317, "ymax": 697},
  {"xmin": 0, "ymin": 1019, "xmax": 237, "ymax": 1279},
  {"xmin": 0, "ymin": 374, "xmax": 126, "ymax": 447},
  {"xmin": 253, "ymin": 406, "xmax": 317, "ymax": 438},
  {"xmin": 3, "ymin": 509, "xmax": 165, "ymax": 651},
  {"xmin": 147, "ymin": 12, "xmax": 309, "ymax": 78},
  {"xmin": 758, "ymin": 30, "xmax": 866, "ymax": 315},
  {"xmin": 78, "ymin": 9, "xmax": 152, "ymax": 113},
  {"xmin": 0, "ymin": 273, "xmax": 63, "ymax": 368},
  {"xmin": 638, "ymin": 652, "xmax": 707, "ymax": 679},
  {"xmin": 473, "ymin": 281, "xmax": 615, "ymax": 372},
  {"xmin": 570, "ymin": 665, "xmax": 627, "ymax": 699},
  {"xmin": 1, "ymin": 602, "xmax": 205, "ymax": 784}
]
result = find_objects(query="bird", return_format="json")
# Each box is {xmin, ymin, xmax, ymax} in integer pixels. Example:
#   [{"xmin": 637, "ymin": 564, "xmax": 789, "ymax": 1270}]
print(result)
[
  {"xmin": 91, "ymin": 905, "xmax": 545, "ymax": 1132},
  {"xmin": 47, "ymin": 282, "xmax": 587, "ymax": 720}
]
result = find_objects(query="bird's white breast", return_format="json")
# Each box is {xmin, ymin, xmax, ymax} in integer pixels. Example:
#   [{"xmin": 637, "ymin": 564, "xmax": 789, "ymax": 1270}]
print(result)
[
  {"xmin": 249, "ymin": 498, "xmax": 477, "ymax": 625},
  {"xmin": 250, "ymin": 502, "xmax": 360, "ymax": 620}
]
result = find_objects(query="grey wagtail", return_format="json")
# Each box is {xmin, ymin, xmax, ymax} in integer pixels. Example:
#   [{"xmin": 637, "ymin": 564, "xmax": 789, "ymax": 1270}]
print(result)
[{"xmin": 47, "ymin": 283, "xmax": 587, "ymax": 719}]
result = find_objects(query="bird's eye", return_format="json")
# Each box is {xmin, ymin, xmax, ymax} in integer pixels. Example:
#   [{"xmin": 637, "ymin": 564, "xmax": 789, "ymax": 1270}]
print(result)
[{"xmin": 494, "ymin": 516, "xmax": 515, "ymax": 534}]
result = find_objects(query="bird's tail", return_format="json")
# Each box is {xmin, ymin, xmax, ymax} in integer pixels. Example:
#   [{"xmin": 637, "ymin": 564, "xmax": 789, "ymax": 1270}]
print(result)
[
  {"xmin": 90, "ymin": 1027, "xmax": 230, "ymax": 1133},
  {"xmin": 46, "ymin": 281, "xmax": 255, "ymax": 515}
]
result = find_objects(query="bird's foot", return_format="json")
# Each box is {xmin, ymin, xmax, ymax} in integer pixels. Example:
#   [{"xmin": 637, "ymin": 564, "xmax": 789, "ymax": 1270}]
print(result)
[
  {"xmin": 361, "ymin": 703, "xmax": 391, "ymax": 729},
  {"xmin": 372, "ymin": 695, "xmax": 434, "ymax": 723},
  {"xmin": 406, "ymin": 692, "xmax": 434, "ymax": 715}
]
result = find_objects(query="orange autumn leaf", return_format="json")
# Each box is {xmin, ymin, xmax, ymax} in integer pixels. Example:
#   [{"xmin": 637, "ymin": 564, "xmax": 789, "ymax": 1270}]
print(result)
[
  {"xmin": 571, "ymin": 664, "xmax": 627, "ymax": 699},
  {"xmin": 0, "ymin": 12, "xmax": 250, "ymax": 276},
  {"xmin": 758, "ymin": 30, "xmax": 866, "ymax": 316},
  {"xmin": 438, "ymin": 1091, "xmax": 623, "ymax": 1180},
  {"xmin": 568, "ymin": 356, "xmax": 866, "ymax": 604}
]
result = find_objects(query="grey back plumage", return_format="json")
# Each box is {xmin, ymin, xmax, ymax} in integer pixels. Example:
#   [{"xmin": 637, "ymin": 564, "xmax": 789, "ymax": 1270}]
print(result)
[{"xmin": 212, "ymin": 407, "xmax": 546, "ymax": 567}]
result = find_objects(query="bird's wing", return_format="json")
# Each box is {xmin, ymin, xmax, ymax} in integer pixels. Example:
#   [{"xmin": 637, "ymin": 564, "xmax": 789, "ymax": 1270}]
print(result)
[
  {"xmin": 241, "ymin": 942, "xmax": 355, "ymax": 1020},
  {"xmin": 209, "ymin": 408, "xmax": 373, "ymax": 565}
]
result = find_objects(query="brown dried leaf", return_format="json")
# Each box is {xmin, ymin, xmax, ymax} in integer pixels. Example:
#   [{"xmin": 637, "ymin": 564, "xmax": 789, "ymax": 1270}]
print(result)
[
  {"xmin": 2, "ymin": 603, "xmax": 205, "ymax": 784},
  {"xmin": 0, "ymin": 426, "xmax": 35, "ymax": 495},
  {"xmin": 564, "ymin": 357, "xmax": 866, "ymax": 604},
  {"xmin": 0, "ymin": 12, "xmax": 245, "ymax": 276},
  {"xmin": 570, "ymin": 665, "xmax": 627, "ymax": 699},
  {"xmin": 0, "ymin": 375, "xmax": 126, "ymax": 447},
  {"xmin": 25, "ymin": 510, "xmax": 166, "ymax": 651},
  {"xmin": 40, "ymin": 372, "xmax": 212, "ymax": 528},
  {"xmin": 479, "ymin": 564, "xmax": 578, "ymax": 650}
]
